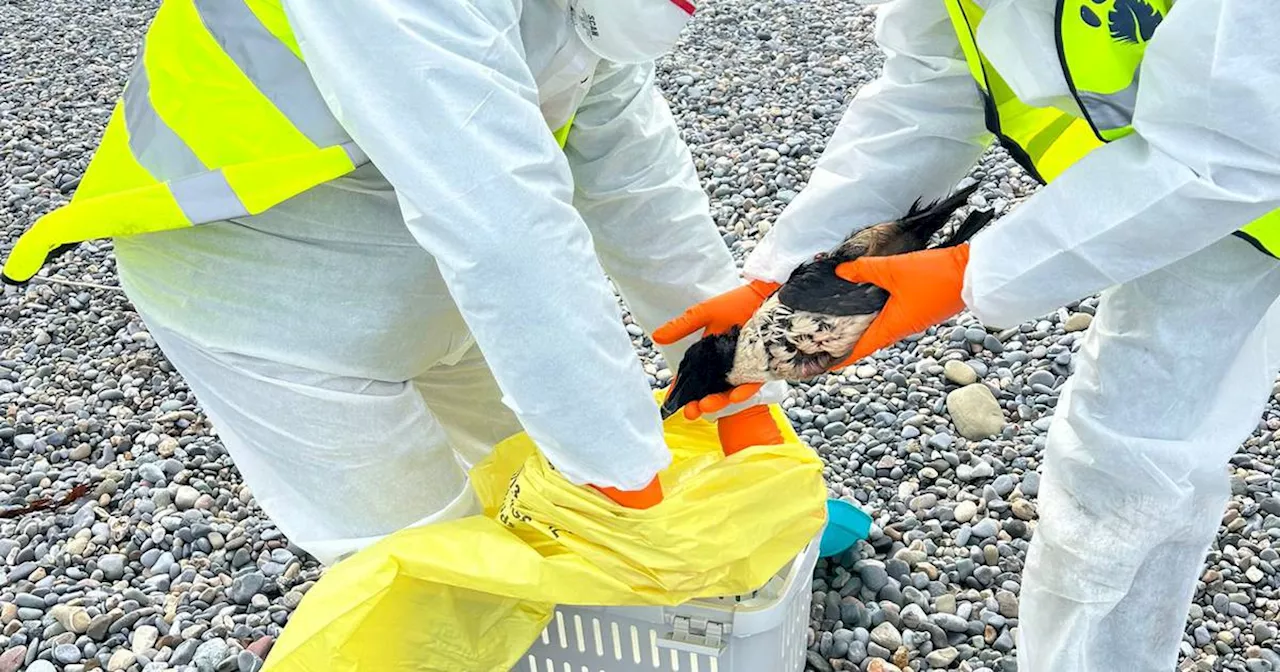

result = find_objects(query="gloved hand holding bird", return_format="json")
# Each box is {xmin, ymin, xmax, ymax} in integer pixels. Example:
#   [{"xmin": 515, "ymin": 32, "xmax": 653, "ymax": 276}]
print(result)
[{"xmin": 655, "ymin": 182, "xmax": 994, "ymax": 420}]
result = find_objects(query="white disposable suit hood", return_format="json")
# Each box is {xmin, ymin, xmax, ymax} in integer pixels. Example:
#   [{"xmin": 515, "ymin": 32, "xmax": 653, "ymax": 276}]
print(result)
[{"xmin": 568, "ymin": 0, "xmax": 696, "ymax": 64}]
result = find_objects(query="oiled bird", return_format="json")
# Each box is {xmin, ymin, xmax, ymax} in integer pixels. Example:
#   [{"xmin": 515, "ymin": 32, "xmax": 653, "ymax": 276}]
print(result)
[{"xmin": 661, "ymin": 183, "xmax": 993, "ymax": 418}]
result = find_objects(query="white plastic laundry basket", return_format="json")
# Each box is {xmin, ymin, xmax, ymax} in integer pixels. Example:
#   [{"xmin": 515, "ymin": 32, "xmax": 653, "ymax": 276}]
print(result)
[{"xmin": 516, "ymin": 537, "xmax": 820, "ymax": 672}]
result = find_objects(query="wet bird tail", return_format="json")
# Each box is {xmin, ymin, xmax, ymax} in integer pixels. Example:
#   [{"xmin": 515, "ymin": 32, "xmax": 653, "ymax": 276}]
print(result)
[
  {"xmin": 896, "ymin": 181, "xmax": 982, "ymax": 249},
  {"xmin": 935, "ymin": 207, "xmax": 995, "ymax": 249}
]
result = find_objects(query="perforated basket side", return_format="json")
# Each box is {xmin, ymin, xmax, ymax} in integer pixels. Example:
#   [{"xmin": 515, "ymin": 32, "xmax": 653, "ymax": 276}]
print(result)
[{"xmin": 517, "ymin": 538, "xmax": 820, "ymax": 672}]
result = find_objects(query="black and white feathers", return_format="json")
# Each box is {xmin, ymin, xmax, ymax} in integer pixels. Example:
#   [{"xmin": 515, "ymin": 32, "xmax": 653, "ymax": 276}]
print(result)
[{"xmin": 661, "ymin": 183, "xmax": 994, "ymax": 418}]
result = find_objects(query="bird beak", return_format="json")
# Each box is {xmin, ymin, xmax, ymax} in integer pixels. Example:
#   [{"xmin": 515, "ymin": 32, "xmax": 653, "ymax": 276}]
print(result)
[{"xmin": 659, "ymin": 376, "xmax": 686, "ymax": 420}]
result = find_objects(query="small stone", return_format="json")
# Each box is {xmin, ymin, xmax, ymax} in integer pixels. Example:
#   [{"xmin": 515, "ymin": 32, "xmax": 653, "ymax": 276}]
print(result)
[
  {"xmin": 131, "ymin": 625, "xmax": 158, "ymax": 655},
  {"xmin": 26, "ymin": 662, "xmax": 55, "ymax": 672},
  {"xmin": 238, "ymin": 650, "xmax": 263, "ymax": 672},
  {"xmin": 944, "ymin": 361, "xmax": 978, "ymax": 386},
  {"xmin": 137, "ymin": 463, "xmax": 166, "ymax": 484},
  {"xmin": 954, "ymin": 501, "xmax": 977, "ymax": 523},
  {"xmin": 900, "ymin": 604, "xmax": 927, "ymax": 630},
  {"xmin": 931, "ymin": 613, "xmax": 968, "ymax": 633},
  {"xmin": 230, "ymin": 571, "xmax": 267, "ymax": 605},
  {"xmin": 52, "ymin": 605, "xmax": 91, "ymax": 634},
  {"xmin": 928, "ymin": 433, "xmax": 953, "ymax": 450},
  {"xmin": 171, "ymin": 640, "xmax": 200, "ymax": 666},
  {"xmin": 1261, "ymin": 497, "xmax": 1280, "ymax": 517},
  {"xmin": 1064, "ymin": 313, "xmax": 1093, "ymax": 332},
  {"xmin": 246, "ymin": 636, "xmax": 274, "ymax": 661},
  {"xmin": 54, "ymin": 643, "xmax": 81, "ymax": 665},
  {"xmin": 1018, "ymin": 468, "xmax": 1039, "ymax": 494},
  {"xmin": 858, "ymin": 562, "xmax": 890, "ymax": 592},
  {"xmin": 958, "ymin": 460, "xmax": 994, "ymax": 482},
  {"xmin": 926, "ymin": 647, "xmax": 960, "ymax": 668},
  {"xmin": 806, "ymin": 650, "xmax": 835, "ymax": 672},
  {"xmin": 1246, "ymin": 566, "xmax": 1266, "ymax": 583},
  {"xmin": 152, "ymin": 552, "xmax": 175, "ymax": 576},
  {"xmin": 99, "ymin": 554, "xmax": 127, "ymax": 581},
  {"xmin": 108, "ymin": 649, "xmax": 136, "ymax": 671},
  {"xmin": 868, "ymin": 659, "xmax": 903, "ymax": 672},
  {"xmin": 1254, "ymin": 622, "xmax": 1276, "ymax": 643},
  {"xmin": 5, "ymin": 563, "xmax": 37, "ymax": 583},
  {"xmin": 892, "ymin": 646, "xmax": 909, "ymax": 670},
  {"xmin": 996, "ymin": 590, "xmax": 1019, "ymax": 618},
  {"xmin": 870, "ymin": 623, "xmax": 902, "ymax": 651},
  {"xmin": 158, "ymin": 437, "xmax": 179, "ymax": 457},
  {"xmin": 970, "ymin": 518, "xmax": 999, "ymax": 540},
  {"xmin": 894, "ymin": 549, "xmax": 927, "ymax": 567},
  {"xmin": 175, "ymin": 486, "xmax": 201, "ymax": 510},
  {"xmin": 1012, "ymin": 499, "xmax": 1037, "ymax": 521},
  {"xmin": 87, "ymin": 612, "xmax": 120, "ymax": 641},
  {"xmin": 885, "ymin": 559, "xmax": 910, "ymax": 581},
  {"xmin": 123, "ymin": 589, "xmax": 152, "ymax": 608},
  {"xmin": 194, "ymin": 638, "xmax": 230, "ymax": 672},
  {"xmin": 0, "ymin": 646, "xmax": 27, "ymax": 672},
  {"xmin": 945, "ymin": 384, "xmax": 1005, "ymax": 440}
]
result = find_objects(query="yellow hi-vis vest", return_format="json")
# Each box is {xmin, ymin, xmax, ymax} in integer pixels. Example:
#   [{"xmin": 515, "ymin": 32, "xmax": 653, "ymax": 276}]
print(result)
[
  {"xmin": 0, "ymin": 0, "xmax": 577, "ymax": 285},
  {"xmin": 945, "ymin": 0, "xmax": 1280, "ymax": 258}
]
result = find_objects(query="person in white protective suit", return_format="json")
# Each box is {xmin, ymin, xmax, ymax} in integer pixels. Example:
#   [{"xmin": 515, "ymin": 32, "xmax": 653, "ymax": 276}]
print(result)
[
  {"xmin": 655, "ymin": 0, "xmax": 1280, "ymax": 669},
  {"xmin": 63, "ymin": 0, "xmax": 787, "ymax": 567}
]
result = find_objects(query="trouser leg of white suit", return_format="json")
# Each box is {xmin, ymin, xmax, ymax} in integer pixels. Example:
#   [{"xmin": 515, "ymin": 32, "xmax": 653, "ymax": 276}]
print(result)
[
  {"xmin": 111, "ymin": 162, "xmax": 527, "ymax": 567},
  {"xmin": 1017, "ymin": 235, "xmax": 1280, "ymax": 671},
  {"xmin": 141, "ymin": 321, "xmax": 522, "ymax": 567}
]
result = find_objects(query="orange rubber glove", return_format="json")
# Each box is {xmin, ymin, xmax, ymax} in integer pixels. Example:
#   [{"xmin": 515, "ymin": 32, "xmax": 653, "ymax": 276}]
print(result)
[
  {"xmin": 833, "ymin": 243, "xmax": 971, "ymax": 364},
  {"xmin": 717, "ymin": 404, "xmax": 785, "ymax": 455},
  {"xmin": 652, "ymin": 279, "xmax": 780, "ymax": 419},
  {"xmin": 591, "ymin": 476, "xmax": 663, "ymax": 509}
]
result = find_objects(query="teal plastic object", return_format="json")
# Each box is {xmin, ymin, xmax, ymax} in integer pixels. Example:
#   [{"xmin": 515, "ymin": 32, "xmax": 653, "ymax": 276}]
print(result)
[{"xmin": 819, "ymin": 498, "xmax": 873, "ymax": 558}]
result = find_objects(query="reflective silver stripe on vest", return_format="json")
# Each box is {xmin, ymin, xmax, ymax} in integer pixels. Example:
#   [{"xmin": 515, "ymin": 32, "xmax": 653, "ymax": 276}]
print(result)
[
  {"xmin": 341, "ymin": 141, "xmax": 368, "ymax": 167},
  {"xmin": 193, "ymin": 0, "xmax": 352, "ymax": 149},
  {"xmin": 123, "ymin": 47, "xmax": 208, "ymax": 181},
  {"xmin": 168, "ymin": 145, "xmax": 367, "ymax": 225},
  {"xmin": 1076, "ymin": 69, "xmax": 1140, "ymax": 132},
  {"xmin": 169, "ymin": 171, "xmax": 250, "ymax": 224}
]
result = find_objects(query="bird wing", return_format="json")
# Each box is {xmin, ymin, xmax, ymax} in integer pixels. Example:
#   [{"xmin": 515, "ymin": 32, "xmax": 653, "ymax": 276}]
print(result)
[{"xmin": 776, "ymin": 259, "xmax": 891, "ymax": 316}]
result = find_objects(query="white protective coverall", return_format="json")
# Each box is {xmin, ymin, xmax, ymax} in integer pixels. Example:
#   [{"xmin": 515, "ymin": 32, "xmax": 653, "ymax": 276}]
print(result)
[
  {"xmin": 111, "ymin": 0, "xmax": 785, "ymax": 567},
  {"xmin": 745, "ymin": 0, "xmax": 1280, "ymax": 669}
]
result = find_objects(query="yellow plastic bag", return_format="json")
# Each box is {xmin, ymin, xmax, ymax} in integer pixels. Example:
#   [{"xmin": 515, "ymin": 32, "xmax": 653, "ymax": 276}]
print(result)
[{"xmin": 261, "ymin": 400, "xmax": 826, "ymax": 672}]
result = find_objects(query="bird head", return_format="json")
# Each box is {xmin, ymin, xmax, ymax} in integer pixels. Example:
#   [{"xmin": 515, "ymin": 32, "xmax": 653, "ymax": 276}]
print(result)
[{"xmin": 660, "ymin": 327, "xmax": 743, "ymax": 419}]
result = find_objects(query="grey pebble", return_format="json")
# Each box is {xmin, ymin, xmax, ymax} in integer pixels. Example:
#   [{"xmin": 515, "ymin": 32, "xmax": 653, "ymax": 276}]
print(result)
[
  {"xmin": 171, "ymin": 640, "xmax": 200, "ymax": 666},
  {"xmin": 869, "ymin": 622, "xmax": 902, "ymax": 651},
  {"xmin": 98, "ymin": 554, "xmax": 127, "ymax": 581},
  {"xmin": 857, "ymin": 561, "xmax": 889, "ymax": 592},
  {"xmin": 970, "ymin": 518, "xmax": 999, "ymax": 540},
  {"xmin": 137, "ymin": 462, "xmax": 165, "ymax": 484},
  {"xmin": 53, "ymin": 643, "xmax": 81, "ymax": 664}
]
